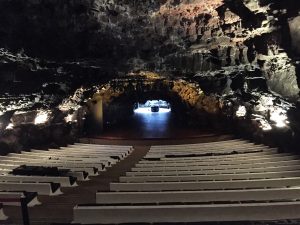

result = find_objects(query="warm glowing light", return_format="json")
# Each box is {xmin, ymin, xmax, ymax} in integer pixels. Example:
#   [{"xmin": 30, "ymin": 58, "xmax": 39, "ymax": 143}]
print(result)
[
  {"xmin": 236, "ymin": 106, "xmax": 246, "ymax": 117},
  {"xmin": 134, "ymin": 107, "xmax": 171, "ymax": 114},
  {"xmin": 255, "ymin": 96, "xmax": 274, "ymax": 112},
  {"xmin": 260, "ymin": 120, "xmax": 272, "ymax": 131},
  {"xmin": 5, "ymin": 123, "xmax": 14, "ymax": 130},
  {"xmin": 270, "ymin": 108, "xmax": 288, "ymax": 128},
  {"xmin": 34, "ymin": 111, "xmax": 49, "ymax": 125},
  {"xmin": 64, "ymin": 114, "xmax": 76, "ymax": 123}
]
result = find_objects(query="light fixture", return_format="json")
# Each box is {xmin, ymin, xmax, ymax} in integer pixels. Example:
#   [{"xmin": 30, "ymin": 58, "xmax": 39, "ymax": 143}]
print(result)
[
  {"xmin": 64, "ymin": 113, "xmax": 76, "ymax": 123},
  {"xmin": 5, "ymin": 123, "xmax": 14, "ymax": 130},
  {"xmin": 236, "ymin": 106, "xmax": 246, "ymax": 117},
  {"xmin": 34, "ymin": 111, "xmax": 49, "ymax": 125},
  {"xmin": 270, "ymin": 108, "xmax": 288, "ymax": 128}
]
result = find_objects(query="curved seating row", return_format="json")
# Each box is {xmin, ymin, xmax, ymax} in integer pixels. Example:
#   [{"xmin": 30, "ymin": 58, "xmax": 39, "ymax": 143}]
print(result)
[
  {"xmin": 73, "ymin": 139, "xmax": 300, "ymax": 224},
  {"xmin": 0, "ymin": 143, "xmax": 133, "ymax": 223}
]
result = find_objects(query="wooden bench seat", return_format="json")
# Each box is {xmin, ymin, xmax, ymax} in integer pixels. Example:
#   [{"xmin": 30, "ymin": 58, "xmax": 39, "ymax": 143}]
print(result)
[
  {"xmin": 49, "ymin": 148, "xmax": 127, "ymax": 157},
  {"xmin": 64, "ymin": 147, "xmax": 131, "ymax": 155},
  {"xmin": 66, "ymin": 171, "xmax": 88, "ymax": 181},
  {"xmin": 149, "ymin": 140, "xmax": 250, "ymax": 149},
  {"xmin": 69, "ymin": 144, "xmax": 131, "ymax": 149},
  {"xmin": 145, "ymin": 150, "xmax": 277, "ymax": 158},
  {"xmin": 28, "ymin": 150, "xmax": 120, "ymax": 159},
  {"xmin": 0, "ymin": 191, "xmax": 40, "ymax": 207},
  {"xmin": 2, "ymin": 155, "xmax": 113, "ymax": 168},
  {"xmin": 18, "ymin": 151, "xmax": 119, "ymax": 163},
  {"xmin": 146, "ymin": 148, "xmax": 274, "ymax": 156},
  {"xmin": 6, "ymin": 156, "xmax": 111, "ymax": 168},
  {"xmin": 2, "ymin": 157, "xmax": 105, "ymax": 169},
  {"xmin": 0, "ymin": 158, "xmax": 104, "ymax": 172},
  {"xmin": 144, "ymin": 150, "xmax": 279, "ymax": 160},
  {"xmin": 62, "ymin": 147, "xmax": 131, "ymax": 156},
  {"xmin": 131, "ymin": 159, "xmax": 300, "ymax": 172},
  {"xmin": 149, "ymin": 144, "xmax": 266, "ymax": 152},
  {"xmin": 110, "ymin": 177, "xmax": 300, "ymax": 191},
  {"xmin": 0, "ymin": 159, "xmax": 105, "ymax": 170},
  {"xmin": 96, "ymin": 187, "xmax": 300, "ymax": 204},
  {"xmin": 0, "ymin": 175, "xmax": 77, "ymax": 187},
  {"xmin": 127, "ymin": 164, "xmax": 300, "ymax": 176},
  {"xmin": 0, "ymin": 182, "xmax": 62, "ymax": 195},
  {"xmin": 74, "ymin": 142, "xmax": 132, "ymax": 147},
  {"xmin": 0, "ymin": 164, "xmax": 17, "ymax": 169},
  {"xmin": 64, "ymin": 149, "xmax": 130, "ymax": 158},
  {"xmin": 135, "ymin": 155, "xmax": 299, "ymax": 167},
  {"xmin": 140, "ymin": 152, "xmax": 289, "ymax": 163},
  {"xmin": 32, "ymin": 151, "xmax": 122, "ymax": 162},
  {"xmin": 149, "ymin": 145, "xmax": 267, "ymax": 152},
  {"xmin": 149, "ymin": 146, "xmax": 264, "ymax": 153},
  {"xmin": 0, "ymin": 161, "xmax": 99, "ymax": 176},
  {"xmin": 0, "ymin": 167, "xmax": 87, "ymax": 181},
  {"xmin": 119, "ymin": 170, "xmax": 300, "ymax": 183},
  {"xmin": 73, "ymin": 201, "xmax": 300, "ymax": 224},
  {"xmin": 73, "ymin": 143, "xmax": 133, "ymax": 150}
]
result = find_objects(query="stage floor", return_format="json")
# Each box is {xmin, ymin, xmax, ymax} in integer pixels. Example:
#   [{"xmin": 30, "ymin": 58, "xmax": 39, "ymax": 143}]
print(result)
[{"xmin": 95, "ymin": 111, "xmax": 214, "ymax": 140}]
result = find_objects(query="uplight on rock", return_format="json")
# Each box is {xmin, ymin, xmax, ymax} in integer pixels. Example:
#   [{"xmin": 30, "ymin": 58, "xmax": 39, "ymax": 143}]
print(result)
[
  {"xmin": 236, "ymin": 106, "xmax": 247, "ymax": 117},
  {"xmin": 34, "ymin": 111, "xmax": 49, "ymax": 125}
]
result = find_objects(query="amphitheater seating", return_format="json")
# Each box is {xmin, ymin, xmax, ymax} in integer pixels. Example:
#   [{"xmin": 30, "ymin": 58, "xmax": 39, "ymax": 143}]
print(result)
[
  {"xmin": 0, "ymin": 182, "xmax": 61, "ymax": 195},
  {"xmin": 73, "ymin": 139, "xmax": 300, "ymax": 224},
  {"xmin": 0, "ymin": 143, "xmax": 133, "ymax": 222},
  {"xmin": 96, "ymin": 188, "xmax": 300, "ymax": 204},
  {"xmin": 0, "ymin": 192, "xmax": 41, "ymax": 224},
  {"xmin": 0, "ymin": 191, "xmax": 40, "ymax": 207},
  {"xmin": 0, "ymin": 174, "xmax": 76, "ymax": 187},
  {"xmin": 74, "ymin": 202, "xmax": 300, "ymax": 223}
]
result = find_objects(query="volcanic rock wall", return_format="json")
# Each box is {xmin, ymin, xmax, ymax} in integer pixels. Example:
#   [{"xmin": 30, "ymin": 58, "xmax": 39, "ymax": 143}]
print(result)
[{"xmin": 0, "ymin": 0, "xmax": 300, "ymax": 152}]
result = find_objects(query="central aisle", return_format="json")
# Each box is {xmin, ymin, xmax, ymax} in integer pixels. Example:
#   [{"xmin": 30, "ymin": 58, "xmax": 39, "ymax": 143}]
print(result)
[
  {"xmin": 3, "ymin": 146, "xmax": 150, "ymax": 225},
  {"xmin": 2, "ymin": 134, "xmax": 233, "ymax": 225}
]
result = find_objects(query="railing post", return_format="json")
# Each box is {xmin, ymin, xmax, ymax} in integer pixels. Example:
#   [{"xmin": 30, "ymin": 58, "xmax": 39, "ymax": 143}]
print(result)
[{"xmin": 20, "ymin": 197, "xmax": 30, "ymax": 225}]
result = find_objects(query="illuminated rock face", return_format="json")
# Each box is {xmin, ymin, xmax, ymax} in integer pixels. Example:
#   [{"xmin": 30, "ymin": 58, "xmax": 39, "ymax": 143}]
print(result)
[
  {"xmin": 0, "ymin": 0, "xmax": 300, "ymax": 151},
  {"xmin": 0, "ymin": 0, "xmax": 299, "ymax": 97}
]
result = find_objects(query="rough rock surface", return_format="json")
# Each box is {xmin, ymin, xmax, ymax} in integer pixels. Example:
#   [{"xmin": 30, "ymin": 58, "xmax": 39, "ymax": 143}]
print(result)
[{"xmin": 0, "ymin": 0, "xmax": 300, "ymax": 152}]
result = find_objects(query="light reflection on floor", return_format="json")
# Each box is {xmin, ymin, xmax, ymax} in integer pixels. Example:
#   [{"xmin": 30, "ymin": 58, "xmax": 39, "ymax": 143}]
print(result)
[
  {"xmin": 99, "ymin": 107, "xmax": 206, "ymax": 139},
  {"xmin": 132, "ymin": 108, "xmax": 172, "ymax": 138}
]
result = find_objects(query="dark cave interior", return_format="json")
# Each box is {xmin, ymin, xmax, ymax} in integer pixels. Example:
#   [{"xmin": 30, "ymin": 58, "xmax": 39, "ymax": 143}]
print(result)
[
  {"xmin": 1, "ymin": 0, "xmax": 300, "ymax": 152},
  {"xmin": 2, "ymin": 1, "xmax": 300, "ymax": 225}
]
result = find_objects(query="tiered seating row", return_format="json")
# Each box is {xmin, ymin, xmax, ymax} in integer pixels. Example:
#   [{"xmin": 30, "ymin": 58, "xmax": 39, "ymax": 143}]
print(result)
[
  {"xmin": 0, "ymin": 191, "xmax": 40, "ymax": 224},
  {"xmin": 0, "ymin": 143, "xmax": 133, "ymax": 222},
  {"xmin": 73, "ymin": 139, "xmax": 300, "ymax": 224},
  {"xmin": 145, "ymin": 140, "xmax": 271, "ymax": 158}
]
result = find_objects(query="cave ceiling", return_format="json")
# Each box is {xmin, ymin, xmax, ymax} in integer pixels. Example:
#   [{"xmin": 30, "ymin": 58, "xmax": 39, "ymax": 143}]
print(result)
[{"xmin": 0, "ymin": 0, "xmax": 300, "ymax": 135}]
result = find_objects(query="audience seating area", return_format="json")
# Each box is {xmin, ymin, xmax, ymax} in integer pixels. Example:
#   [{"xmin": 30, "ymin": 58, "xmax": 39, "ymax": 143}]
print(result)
[
  {"xmin": 0, "ymin": 143, "xmax": 133, "ymax": 223},
  {"xmin": 73, "ymin": 139, "xmax": 300, "ymax": 224}
]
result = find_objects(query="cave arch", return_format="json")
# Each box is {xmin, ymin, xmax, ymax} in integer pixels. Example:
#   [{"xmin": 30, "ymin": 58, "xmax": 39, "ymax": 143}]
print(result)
[{"xmin": 84, "ymin": 73, "xmax": 221, "ymax": 136}]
